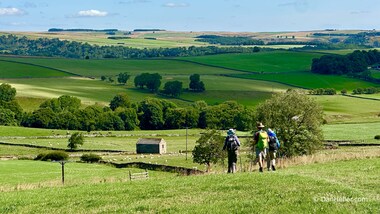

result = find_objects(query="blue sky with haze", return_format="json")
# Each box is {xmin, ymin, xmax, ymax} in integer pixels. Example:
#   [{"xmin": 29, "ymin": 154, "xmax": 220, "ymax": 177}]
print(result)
[{"xmin": 0, "ymin": 0, "xmax": 379, "ymax": 32}]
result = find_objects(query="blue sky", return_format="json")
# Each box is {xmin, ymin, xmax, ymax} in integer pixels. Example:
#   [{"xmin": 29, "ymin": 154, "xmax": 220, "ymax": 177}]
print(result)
[{"xmin": 0, "ymin": 0, "xmax": 379, "ymax": 32}]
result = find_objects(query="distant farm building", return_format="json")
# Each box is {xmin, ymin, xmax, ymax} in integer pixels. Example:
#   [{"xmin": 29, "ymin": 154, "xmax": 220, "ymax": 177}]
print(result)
[{"xmin": 136, "ymin": 138, "xmax": 167, "ymax": 154}]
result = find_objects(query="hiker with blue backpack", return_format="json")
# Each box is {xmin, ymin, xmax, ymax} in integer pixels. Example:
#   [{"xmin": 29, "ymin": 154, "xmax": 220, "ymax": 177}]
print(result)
[
  {"xmin": 267, "ymin": 128, "xmax": 280, "ymax": 171},
  {"xmin": 223, "ymin": 128, "xmax": 241, "ymax": 173},
  {"xmin": 253, "ymin": 122, "xmax": 269, "ymax": 172}
]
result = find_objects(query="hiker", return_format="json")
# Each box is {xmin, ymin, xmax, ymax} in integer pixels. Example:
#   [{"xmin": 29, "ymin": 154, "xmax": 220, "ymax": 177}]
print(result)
[
  {"xmin": 223, "ymin": 128, "xmax": 241, "ymax": 173},
  {"xmin": 253, "ymin": 122, "xmax": 268, "ymax": 172},
  {"xmin": 267, "ymin": 128, "xmax": 280, "ymax": 171}
]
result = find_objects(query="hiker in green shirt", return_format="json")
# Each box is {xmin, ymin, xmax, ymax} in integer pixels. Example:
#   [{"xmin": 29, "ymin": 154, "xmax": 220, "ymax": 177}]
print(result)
[{"xmin": 253, "ymin": 122, "xmax": 269, "ymax": 172}]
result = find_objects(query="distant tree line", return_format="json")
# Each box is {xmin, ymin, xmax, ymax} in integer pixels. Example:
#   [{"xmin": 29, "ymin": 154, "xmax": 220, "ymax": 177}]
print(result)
[
  {"xmin": 312, "ymin": 31, "xmax": 380, "ymax": 47},
  {"xmin": 133, "ymin": 29, "xmax": 165, "ymax": 32},
  {"xmin": 0, "ymin": 34, "xmax": 263, "ymax": 59},
  {"xmin": 311, "ymin": 50, "xmax": 380, "ymax": 75},
  {"xmin": 308, "ymin": 88, "xmax": 336, "ymax": 95},
  {"xmin": 267, "ymin": 40, "xmax": 323, "ymax": 46},
  {"xmin": 19, "ymin": 95, "xmax": 254, "ymax": 131},
  {"xmin": 48, "ymin": 28, "xmax": 118, "ymax": 32},
  {"xmin": 196, "ymin": 35, "xmax": 264, "ymax": 46},
  {"xmin": 352, "ymin": 87, "xmax": 380, "ymax": 95},
  {"xmin": 102, "ymin": 72, "xmax": 205, "ymax": 98},
  {"xmin": 107, "ymin": 36, "xmax": 131, "ymax": 40},
  {"xmin": 0, "ymin": 84, "xmax": 253, "ymax": 131}
]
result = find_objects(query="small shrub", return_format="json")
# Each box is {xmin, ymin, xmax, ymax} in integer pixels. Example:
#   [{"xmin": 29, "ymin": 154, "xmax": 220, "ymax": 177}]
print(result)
[
  {"xmin": 80, "ymin": 153, "xmax": 102, "ymax": 163},
  {"xmin": 375, "ymin": 135, "xmax": 380, "ymax": 140},
  {"xmin": 40, "ymin": 151, "xmax": 68, "ymax": 161},
  {"xmin": 18, "ymin": 156, "xmax": 33, "ymax": 160},
  {"xmin": 34, "ymin": 153, "xmax": 47, "ymax": 160}
]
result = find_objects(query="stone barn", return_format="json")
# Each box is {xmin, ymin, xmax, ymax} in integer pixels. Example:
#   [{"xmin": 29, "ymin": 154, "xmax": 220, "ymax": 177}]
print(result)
[{"xmin": 136, "ymin": 138, "xmax": 167, "ymax": 154}]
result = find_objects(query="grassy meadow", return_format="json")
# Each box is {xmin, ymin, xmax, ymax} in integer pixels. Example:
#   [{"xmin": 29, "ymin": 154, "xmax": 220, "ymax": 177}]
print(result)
[{"xmin": 0, "ymin": 158, "xmax": 378, "ymax": 213}]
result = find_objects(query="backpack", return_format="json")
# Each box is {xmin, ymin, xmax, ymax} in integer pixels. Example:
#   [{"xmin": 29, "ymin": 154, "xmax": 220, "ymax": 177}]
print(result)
[
  {"xmin": 256, "ymin": 131, "xmax": 268, "ymax": 150},
  {"xmin": 226, "ymin": 135, "xmax": 239, "ymax": 151},
  {"xmin": 268, "ymin": 136, "xmax": 278, "ymax": 151}
]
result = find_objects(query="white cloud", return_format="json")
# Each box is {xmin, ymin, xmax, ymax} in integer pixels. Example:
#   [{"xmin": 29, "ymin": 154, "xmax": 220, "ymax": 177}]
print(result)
[
  {"xmin": 77, "ymin": 9, "xmax": 108, "ymax": 17},
  {"xmin": 0, "ymin": 7, "xmax": 25, "ymax": 16},
  {"xmin": 163, "ymin": 3, "xmax": 189, "ymax": 8}
]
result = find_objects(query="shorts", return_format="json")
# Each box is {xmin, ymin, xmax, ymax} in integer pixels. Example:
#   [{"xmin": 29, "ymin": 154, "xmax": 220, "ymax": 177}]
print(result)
[
  {"xmin": 255, "ymin": 147, "xmax": 267, "ymax": 159},
  {"xmin": 268, "ymin": 150, "xmax": 276, "ymax": 160}
]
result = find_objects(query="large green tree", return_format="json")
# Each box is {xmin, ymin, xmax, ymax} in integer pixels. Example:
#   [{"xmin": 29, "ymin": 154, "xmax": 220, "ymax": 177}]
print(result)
[
  {"xmin": 0, "ymin": 83, "xmax": 16, "ymax": 102},
  {"xmin": 40, "ymin": 95, "xmax": 81, "ymax": 113},
  {"xmin": 117, "ymin": 72, "xmax": 131, "ymax": 85},
  {"xmin": 134, "ymin": 73, "xmax": 162, "ymax": 92},
  {"xmin": 163, "ymin": 81, "xmax": 182, "ymax": 97},
  {"xmin": 67, "ymin": 132, "xmax": 84, "ymax": 150},
  {"xmin": 164, "ymin": 107, "xmax": 198, "ymax": 129},
  {"xmin": 189, "ymin": 74, "xmax": 205, "ymax": 92},
  {"xmin": 255, "ymin": 90, "xmax": 324, "ymax": 157},
  {"xmin": 202, "ymin": 101, "xmax": 254, "ymax": 130},
  {"xmin": 0, "ymin": 108, "xmax": 16, "ymax": 126},
  {"xmin": 109, "ymin": 93, "xmax": 131, "ymax": 111},
  {"xmin": 192, "ymin": 130, "xmax": 226, "ymax": 172},
  {"xmin": 114, "ymin": 107, "xmax": 139, "ymax": 130}
]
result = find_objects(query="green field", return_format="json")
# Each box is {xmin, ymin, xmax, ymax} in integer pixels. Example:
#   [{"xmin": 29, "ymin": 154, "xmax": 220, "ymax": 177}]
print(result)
[
  {"xmin": 0, "ymin": 60, "xmax": 72, "ymax": 78},
  {"xmin": 314, "ymin": 95, "xmax": 380, "ymax": 123},
  {"xmin": 371, "ymin": 70, "xmax": 380, "ymax": 79},
  {"xmin": 0, "ymin": 158, "xmax": 378, "ymax": 213},
  {"xmin": 180, "ymin": 51, "xmax": 324, "ymax": 73},
  {"xmin": 1, "ymin": 51, "xmax": 379, "ymax": 122},
  {"xmin": 0, "ymin": 57, "xmax": 239, "ymax": 77},
  {"xmin": 232, "ymin": 72, "xmax": 378, "ymax": 90},
  {"xmin": 323, "ymin": 121, "xmax": 380, "ymax": 142}
]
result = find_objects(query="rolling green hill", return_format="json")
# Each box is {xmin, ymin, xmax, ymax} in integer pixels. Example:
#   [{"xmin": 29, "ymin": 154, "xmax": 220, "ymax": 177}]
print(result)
[{"xmin": 1, "ymin": 51, "xmax": 379, "ymax": 123}]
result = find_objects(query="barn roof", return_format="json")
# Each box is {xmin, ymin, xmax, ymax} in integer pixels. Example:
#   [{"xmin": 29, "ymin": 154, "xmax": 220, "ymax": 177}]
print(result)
[{"xmin": 136, "ymin": 138, "xmax": 165, "ymax": 145}]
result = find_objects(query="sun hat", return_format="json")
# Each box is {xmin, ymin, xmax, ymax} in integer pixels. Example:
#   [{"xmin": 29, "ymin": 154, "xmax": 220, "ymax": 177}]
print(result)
[
  {"xmin": 257, "ymin": 122, "xmax": 265, "ymax": 128},
  {"xmin": 227, "ymin": 128, "xmax": 235, "ymax": 135}
]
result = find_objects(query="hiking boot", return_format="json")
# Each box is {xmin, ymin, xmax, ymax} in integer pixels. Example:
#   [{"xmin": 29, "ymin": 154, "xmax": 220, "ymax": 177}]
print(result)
[
  {"xmin": 259, "ymin": 167, "xmax": 263, "ymax": 173},
  {"xmin": 272, "ymin": 165, "xmax": 276, "ymax": 171}
]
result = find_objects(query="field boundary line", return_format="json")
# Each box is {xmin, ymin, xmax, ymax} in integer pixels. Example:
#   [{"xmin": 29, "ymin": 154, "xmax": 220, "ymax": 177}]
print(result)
[
  {"xmin": 104, "ymin": 161, "xmax": 205, "ymax": 175},
  {"xmin": 0, "ymin": 141, "xmax": 130, "ymax": 153},
  {"xmin": 342, "ymin": 94, "xmax": 380, "ymax": 101},
  {"xmin": 164, "ymin": 58, "xmax": 260, "ymax": 74},
  {"xmin": 0, "ymin": 59, "xmax": 82, "ymax": 78}
]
